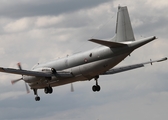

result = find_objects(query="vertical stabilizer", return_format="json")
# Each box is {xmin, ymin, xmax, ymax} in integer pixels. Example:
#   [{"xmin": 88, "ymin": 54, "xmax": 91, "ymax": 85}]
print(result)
[{"xmin": 114, "ymin": 6, "xmax": 135, "ymax": 42}]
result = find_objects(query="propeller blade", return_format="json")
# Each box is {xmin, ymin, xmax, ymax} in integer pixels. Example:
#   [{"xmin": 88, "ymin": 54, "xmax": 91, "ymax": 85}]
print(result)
[
  {"xmin": 17, "ymin": 62, "xmax": 22, "ymax": 70},
  {"xmin": 11, "ymin": 78, "xmax": 22, "ymax": 84},
  {"xmin": 71, "ymin": 83, "xmax": 74, "ymax": 92},
  {"xmin": 12, "ymin": 63, "xmax": 30, "ymax": 94},
  {"xmin": 25, "ymin": 82, "xmax": 30, "ymax": 94}
]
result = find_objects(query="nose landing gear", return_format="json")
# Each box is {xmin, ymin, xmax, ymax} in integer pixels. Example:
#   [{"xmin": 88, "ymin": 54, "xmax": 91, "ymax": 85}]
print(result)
[
  {"xmin": 33, "ymin": 86, "xmax": 53, "ymax": 101},
  {"xmin": 33, "ymin": 89, "xmax": 40, "ymax": 101},
  {"xmin": 35, "ymin": 96, "xmax": 40, "ymax": 101}
]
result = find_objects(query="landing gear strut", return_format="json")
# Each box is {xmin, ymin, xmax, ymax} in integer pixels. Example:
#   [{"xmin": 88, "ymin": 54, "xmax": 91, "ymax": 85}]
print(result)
[
  {"xmin": 33, "ymin": 89, "xmax": 40, "ymax": 101},
  {"xmin": 33, "ymin": 86, "xmax": 53, "ymax": 101},
  {"xmin": 92, "ymin": 75, "xmax": 101, "ymax": 92}
]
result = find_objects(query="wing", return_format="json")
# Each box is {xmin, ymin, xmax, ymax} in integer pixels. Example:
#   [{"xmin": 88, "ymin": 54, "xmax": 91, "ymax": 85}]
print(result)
[
  {"xmin": 102, "ymin": 57, "xmax": 167, "ymax": 75},
  {"xmin": 0, "ymin": 67, "xmax": 73, "ymax": 78}
]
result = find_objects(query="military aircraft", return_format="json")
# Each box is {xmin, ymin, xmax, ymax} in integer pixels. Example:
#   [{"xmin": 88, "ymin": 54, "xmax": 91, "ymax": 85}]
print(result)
[{"xmin": 0, "ymin": 6, "xmax": 167, "ymax": 101}]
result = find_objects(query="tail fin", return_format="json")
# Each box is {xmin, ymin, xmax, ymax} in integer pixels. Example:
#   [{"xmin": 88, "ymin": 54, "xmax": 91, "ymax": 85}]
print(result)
[{"xmin": 113, "ymin": 6, "xmax": 135, "ymax": 42}]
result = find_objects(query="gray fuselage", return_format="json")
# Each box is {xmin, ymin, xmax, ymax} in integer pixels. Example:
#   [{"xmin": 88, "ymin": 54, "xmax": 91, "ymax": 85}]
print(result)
[{"xmin": 27, "ymin": 45, "xmax": 133, "ymax": 89}]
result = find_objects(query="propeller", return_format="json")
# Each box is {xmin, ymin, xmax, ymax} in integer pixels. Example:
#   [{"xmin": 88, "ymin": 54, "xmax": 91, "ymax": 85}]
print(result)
[
  {"xmin": 17, "ymin": 62, "xmax": 22, "ymax": 70},
  {"xmin": 25, "ymin": 82, "xmax": 30, "ymax": 93},
  {"xmin": 71, "ymin": 83, "xmax": 74, "ymax": 92},
  {"xmin": 11, "ymin": 78, "xmax": 22, "ymax": 84},
  {"xmin": 11, "ymin": 63, "xmax": 30, "ymax": 93}
]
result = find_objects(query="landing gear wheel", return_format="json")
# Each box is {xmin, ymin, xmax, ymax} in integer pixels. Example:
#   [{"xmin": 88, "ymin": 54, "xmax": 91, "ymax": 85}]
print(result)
[
  {"xmin": 48, "ymin": 87, "xmax": 53, "ymax": 94},
  {"xmin": 44, "ymin": 87, "xmax": 49, "ymax": 94},
  {"xmin": 92, "ymin": 85, "xmax": 97, "ymax": 92},
  {"xmin": 96, "ymin": 85, "xmax": 101, "ymax": 91},
  {"xmin": 44, "ymin": 87, "xmax": 53, "ymax": 94},
  {"xmin": 35, "ymin": 96, "xmax": 40, "ymax": 101},
  {"xmin": 92, "ymin": 85, "xmax": 101, "ymax": 92}
]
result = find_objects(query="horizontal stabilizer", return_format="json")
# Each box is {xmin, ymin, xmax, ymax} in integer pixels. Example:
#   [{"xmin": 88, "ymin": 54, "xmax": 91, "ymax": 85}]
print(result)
[{"xmin": 89, "ymin": 39, "xmax": 127, "ymax": 48}]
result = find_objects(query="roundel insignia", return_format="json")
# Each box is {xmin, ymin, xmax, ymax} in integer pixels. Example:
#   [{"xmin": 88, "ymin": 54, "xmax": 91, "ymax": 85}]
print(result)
[{"xmin": 84, "ymin": 58, "xmax": 88, "ymax": 62}]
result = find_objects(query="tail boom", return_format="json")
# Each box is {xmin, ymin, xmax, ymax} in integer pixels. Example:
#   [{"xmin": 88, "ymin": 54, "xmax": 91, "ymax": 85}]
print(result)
[{"xmin": 128, "ymin": 36, "xmax": 157, "ymax": 49}]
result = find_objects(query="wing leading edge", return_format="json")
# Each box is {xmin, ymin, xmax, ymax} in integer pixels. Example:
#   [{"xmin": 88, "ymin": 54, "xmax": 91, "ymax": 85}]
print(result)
[
  {"xmin": 0, "ymin": 67, "xmax": 73, "ymax": 78},
  {"xmin": 102, "ymin": 57, "xmax": 167, "ymax": 75}
]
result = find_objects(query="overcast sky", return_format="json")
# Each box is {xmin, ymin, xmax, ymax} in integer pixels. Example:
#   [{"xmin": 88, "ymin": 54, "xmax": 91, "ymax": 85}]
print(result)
[{"xmin": 0, "ymin": 0, "xmax": 168, "ymax": 120}]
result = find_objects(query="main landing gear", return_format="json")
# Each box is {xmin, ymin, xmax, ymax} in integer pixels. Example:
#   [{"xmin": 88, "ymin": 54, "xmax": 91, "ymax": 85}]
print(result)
[
  {"xmin": 33, "ymin": 86, "xmax": 53, "ymax": 101},
  {"xmin": 44, "ymin": 86, "xmax": 53, "ymax": 94},
  {"xmin": 92, "ymin": 75, "xmax": 101, "ymax": 92}
]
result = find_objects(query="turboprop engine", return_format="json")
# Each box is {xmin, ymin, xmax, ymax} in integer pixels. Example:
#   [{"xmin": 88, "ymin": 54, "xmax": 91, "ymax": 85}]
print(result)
[
  {"xmin": 23, "ymin": 67, "xmax": 56, "ymax": 84},
  {"xmin": 34, "ymin": 67, "xmax": 56, "ymax": 74}
]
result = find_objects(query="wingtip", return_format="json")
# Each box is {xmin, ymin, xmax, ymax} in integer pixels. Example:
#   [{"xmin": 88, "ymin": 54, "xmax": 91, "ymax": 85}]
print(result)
[
  {"xmin": 153, "ymin": 36, "xmax": 158, "ymax": 40},
  {"xmin": 157, "ymin": 57, "xmax": 167, "ymax": 62},
  {"xmin": 88, "ymin": 39, "xmax": 93, "ymax": 41}
]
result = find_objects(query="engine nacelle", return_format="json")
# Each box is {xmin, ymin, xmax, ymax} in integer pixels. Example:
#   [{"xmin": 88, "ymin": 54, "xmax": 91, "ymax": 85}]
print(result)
[{"xmin": 34, "ymin": 67, "xmax": 56, "ymax": 74}]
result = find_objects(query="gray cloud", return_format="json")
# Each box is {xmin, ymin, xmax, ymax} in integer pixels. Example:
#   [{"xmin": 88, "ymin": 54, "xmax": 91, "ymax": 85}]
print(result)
[{"xmin": 0, "ymin": 0, "xmax": 112, "ymax": 18}]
